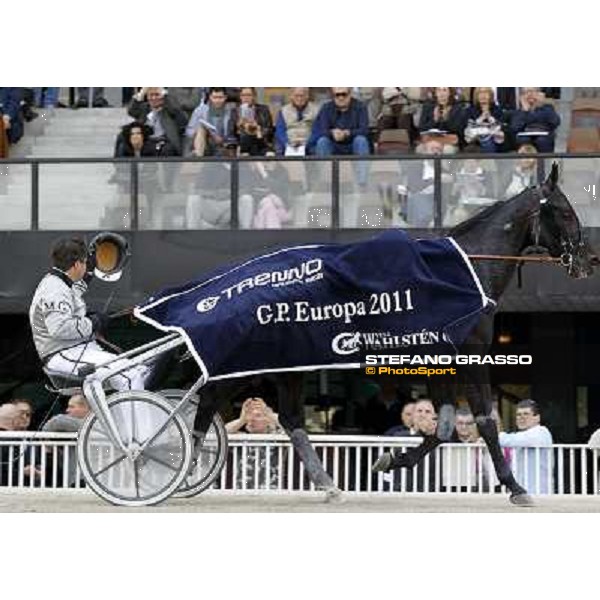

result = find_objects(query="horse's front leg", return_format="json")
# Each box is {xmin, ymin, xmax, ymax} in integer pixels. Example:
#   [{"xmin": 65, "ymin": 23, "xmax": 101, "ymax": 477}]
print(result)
[
  {"xmin": 372, "ymin": 434, "xmax": 442, "ymax": 472},
  {"xmin": 463, "ymin": 366, "xmax": 533, "ymax": 506}
]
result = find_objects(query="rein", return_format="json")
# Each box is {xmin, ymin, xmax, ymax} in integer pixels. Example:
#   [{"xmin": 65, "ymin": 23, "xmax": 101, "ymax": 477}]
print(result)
[{"xmin": 468, "ymin": 254, "xmax": 561, "ymax": 264}]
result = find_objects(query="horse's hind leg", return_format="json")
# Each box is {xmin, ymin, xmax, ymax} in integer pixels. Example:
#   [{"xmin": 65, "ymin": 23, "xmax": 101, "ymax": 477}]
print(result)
[{"xmin": 277, "ymin": 373, "xmax": 342, "ymax": 502}]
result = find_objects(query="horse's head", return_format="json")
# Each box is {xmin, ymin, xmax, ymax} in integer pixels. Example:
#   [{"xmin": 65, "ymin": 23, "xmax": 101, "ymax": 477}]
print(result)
[{"xmin": 536, "ymin": 163, "xmax": 595, "ymax": 279}]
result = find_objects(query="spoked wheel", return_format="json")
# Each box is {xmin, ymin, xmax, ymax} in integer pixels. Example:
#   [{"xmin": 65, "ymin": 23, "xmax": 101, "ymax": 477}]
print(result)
[
  {"xmin": 160, "ymin": 389, "xmax": 229, "ymax": 498},
  {"xmin": 78, "ymin": 391, "xmax": 192, "ymax": 507}
]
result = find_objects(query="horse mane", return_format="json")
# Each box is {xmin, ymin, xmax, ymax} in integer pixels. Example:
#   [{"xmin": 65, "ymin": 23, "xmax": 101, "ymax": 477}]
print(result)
[{"xmin": 448, "ymin": 186, "xmax": 535, "ymax": 237}]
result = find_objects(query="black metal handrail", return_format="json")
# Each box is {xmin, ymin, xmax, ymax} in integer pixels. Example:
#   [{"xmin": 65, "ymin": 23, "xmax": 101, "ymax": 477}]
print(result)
[{"xmin": 0, "ymin": 152, "xmax": 596, "ymax": 232}]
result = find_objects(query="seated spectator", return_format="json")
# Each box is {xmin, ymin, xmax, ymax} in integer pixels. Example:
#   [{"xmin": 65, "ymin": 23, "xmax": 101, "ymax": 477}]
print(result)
[
  {"xmin": 186, "ymin": 163, "xmax": 253, "ymax": 229},
  {"xmin": 0, "ymin": 87, "xmax": 25, "ymax": 147},
  {"xmin": 384, "ymin": 401, "xmax": 416, "ymax": 436},
  {"xmin": 377, "ymin": 87, "xmax": 423, "ymax": 146},
  {"xmin": 114, "ymin": 122, "xmax": 156, "ymax": 157},
  {"xmin": 464, "ymin": 87, "xmax": 505, "ymax": 153},
  {"xmin": 235, "ymin": 87, "xmax": 274, "ymax": 156},
  {"xmin": 405, "ymin": 138, "xmax": 455, "ymax": 227},
  {"xmin": 385, "ymin": 399, "xmax": 438, "ymax": 492},
  {"xmin": 0, "ymin": 403, "xmax": 20, "ymax": 485},
  {"xmin": 225, "ymin": 397, "xmax": 282, "ymax": 434},
  {"xmin": 10, "ymin": 399, "xmax": 33, "ymax": 431},
  {"xmin": 186, "ymin": 87, "xmax": 237, "ymax": 157},
  {"xmin": 308, "ymin": 87, "xmax": 370, "ymax": 158},
  {"xmin": 40, "ymin": 394, "xmax": 90, "ymax": 487},
  {"xmin": 167, "ymin": 87, "xmax": 206, "ymax": 120},
  {"xmin": 308, "ymin": 87, "xmax": 371, "ymax": 187},
  {"xmin": 239, "ymin": 161, "xmax": 292, "ymax": 229},
  {"xmin": 111, "ymin": 122, "xmax": 159, "ymax": 207},
  {"xmin": 43, "ymin": 393, "xmax": 90, "ymax": 433},
  {"xmin": 128, "ymin": 87, "xmax": 188, "ymax": 156},
  {"xmin": 445, "ymin": 153, "xmax": 496, "ymax": 226},
  {"xmin": 509, "ymin": 87, "xmax": 561, "ymax": 152},
  {"xmin": 274, "ymin": 87, "xmax": 319, "ymax": 156},
  {"xmin": 503, "ymin": 144, "xmax": 538, "ymax": 199},
  {"xmin": 0, "ymin": 404, "xmax": 20, "ymax": 485},
  {"xmin": 418, "ymin": 87, "xmax": 466, "ymax": 150},
  {"xmin": 499, "ymin": 399, "xmax": 553, "ymax": 494},
  {"xmin": 451, "ymin": 407, "xmax": 477, "ymax": 443},
  {"xmin": 0, "ymin": 403, "xmax": 19, "ymax": 431},
  {"xmin": 225, "ymin": 397, "xmax": 283, "ymax": 489}
]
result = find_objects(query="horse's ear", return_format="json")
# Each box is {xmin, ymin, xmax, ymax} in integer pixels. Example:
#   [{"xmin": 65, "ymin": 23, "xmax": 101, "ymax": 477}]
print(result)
[{"xmin": 548, "ymin": 162, "xmax": 560, "ymax": 188}]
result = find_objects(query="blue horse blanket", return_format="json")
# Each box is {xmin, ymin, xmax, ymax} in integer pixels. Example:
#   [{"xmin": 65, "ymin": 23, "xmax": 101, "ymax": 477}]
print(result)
[{"xmin": 135, "ymin": 230, "xmax": 490, "ymax": 381}]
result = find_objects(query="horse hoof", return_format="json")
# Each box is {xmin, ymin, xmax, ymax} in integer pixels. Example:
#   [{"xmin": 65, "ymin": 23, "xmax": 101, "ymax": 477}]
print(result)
[
  {"xmin": 324, "ymin": 486, "xmax": 344, "ymax": 504},
  {"xmin": 372, "ymin": 452, "xmax": 393, "ymax": 473},
  {"xmin": 509, "ymin": 493, "xmax": 534, "ymax": 507}
]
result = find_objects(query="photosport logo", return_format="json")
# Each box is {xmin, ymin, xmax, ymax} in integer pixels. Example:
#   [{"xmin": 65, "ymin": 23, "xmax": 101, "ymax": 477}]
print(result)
[{"xmin": 364, "ymin": 353, "xmax": 533, "ymax": 377}]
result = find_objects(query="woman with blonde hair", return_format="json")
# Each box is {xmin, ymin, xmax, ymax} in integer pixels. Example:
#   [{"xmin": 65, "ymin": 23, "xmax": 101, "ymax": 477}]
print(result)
[{"xmin": 464, "ymin": 87, "xmax": 505, "ymax": 152}]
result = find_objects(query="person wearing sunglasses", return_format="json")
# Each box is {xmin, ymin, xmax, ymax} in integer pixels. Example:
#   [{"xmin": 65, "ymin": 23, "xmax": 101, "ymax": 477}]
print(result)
[{"xmin": 308, "ymin": 87, "xmax": 371, "ymax": 186}]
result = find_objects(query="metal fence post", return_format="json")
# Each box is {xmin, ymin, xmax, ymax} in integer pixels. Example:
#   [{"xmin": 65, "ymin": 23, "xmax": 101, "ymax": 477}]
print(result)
[
  {"xmin": 433, "ymin": 156, "xmax": 442, "ymax": 227},
  {"xmin": 130, "ymin": 161, "xmax": 139, "ymax": 230},
  {"xmin": 31, "ymin": 162, "xmax": 39, "ymax": 230},
  {"xmin": 332, "ymin": 159, "xmax": 340, "ymax": 229},
  {"xmin": 231, "ymin": 160, "xmax": 239, "ymax": 230}
]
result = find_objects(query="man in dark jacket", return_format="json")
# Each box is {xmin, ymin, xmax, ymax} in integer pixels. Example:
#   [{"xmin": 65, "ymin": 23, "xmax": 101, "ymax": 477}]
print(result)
[
  {"xmin": 308, "ymin": 87, "xmax": 370, "ymax": 156},
  {"xmin": 308, "ymin": 87, "xmax": 370, "ymax": 187},
  {"xmin": 509, "ymin": 87, "xmax": 561, "ymax": 152},
  {"xmin": 128, "ymin": 87, "xmax": 188, "ymax": 156}
]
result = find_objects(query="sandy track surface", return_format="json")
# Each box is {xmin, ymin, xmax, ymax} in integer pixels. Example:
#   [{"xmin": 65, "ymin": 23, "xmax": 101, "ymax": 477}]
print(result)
[{"xmin": 1, "ymin": 489, "xmax": 599, "ymax": 512}]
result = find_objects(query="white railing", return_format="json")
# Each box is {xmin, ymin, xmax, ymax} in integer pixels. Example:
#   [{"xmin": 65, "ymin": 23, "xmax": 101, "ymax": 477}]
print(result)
[{"xmin": 1, "ymin": 432, "xmax": 599, "ymax": 496}]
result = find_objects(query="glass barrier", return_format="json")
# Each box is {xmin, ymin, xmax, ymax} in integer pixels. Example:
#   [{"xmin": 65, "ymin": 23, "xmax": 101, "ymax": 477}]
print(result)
[
  {"xmin": 39, "ymin": 163, "xmax": 122, "ymax": 230},
  {"xmin": 6, "ymin": 155, "xmax": 600, "ymax": 232},
  {"xmin": 339, "ymin": 158, "xmax": 401, "ymax": 228},
  {"xmin": 441, "ymin": 155, "xmax": 536, "ymax": 228},
  {"xmin": 140, "ymin": 160, "xmax": 206, "ymax": 230},
  {"xmin": 0, "ymin": 164, "xmax": 31, "ymax": 230},
  {"xmin": 546, "ymin": 157, "xmax": 600, "ymax": 226},
  {"xmin": 239, "ymin": 160, "xmax": 331, "ymax": 229}
]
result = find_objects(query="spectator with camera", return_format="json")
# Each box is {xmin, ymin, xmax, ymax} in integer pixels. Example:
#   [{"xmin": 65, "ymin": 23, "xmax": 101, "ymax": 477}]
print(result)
[
  {"xmin": 377, "ymin": 87, "xmax": 423, "ymax": 149},
  {"xmin": 509, "ymin": 87, "xmax": 561, "ymax": 152},
  {"xmin": 128, "ymin": 87, "xmax": 188, "ymax": 156},
  {"xmin": 186, "ymin": 87, "xmax": 238, "ymax": 157},
  {"xmin": 274, "ymin": 87, "xmax": 318, "ymax": 156},
  {"xmin": 463, "ymin": 87, "xmax": 505, "ymax": 153},
  {"xmin": 235, "ymin": 87, "xmax": 273, "ymax": 156}
]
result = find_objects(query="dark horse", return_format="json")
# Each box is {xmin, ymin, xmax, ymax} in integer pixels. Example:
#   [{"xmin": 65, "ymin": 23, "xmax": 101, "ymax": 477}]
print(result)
[
  {"xmin": 372, "ymin": 162, "xmax": 595, "ymax": 504},
  {"xmin": 192, "ymin": 163, "xmax": 595, "ymax": 504}
]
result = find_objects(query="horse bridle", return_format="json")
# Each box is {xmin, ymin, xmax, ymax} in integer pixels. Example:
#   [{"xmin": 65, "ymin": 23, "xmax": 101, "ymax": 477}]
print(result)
[
  {"xmin": 469, "ymin": 185, "xmax": 590, "ymax": 274},
  {"xmin": 530, "ymin": 186, "xmax": 587, "ymax": 273}
]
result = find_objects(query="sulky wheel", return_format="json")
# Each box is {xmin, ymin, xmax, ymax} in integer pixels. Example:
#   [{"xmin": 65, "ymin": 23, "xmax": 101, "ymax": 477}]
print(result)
[
  {"xmin": 159, "ymin": 389, "xmax": 229, "ymax": 498},
  {"xmin": 78, "ymin": 391, "xmax": 192, "ymax": 507}
]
